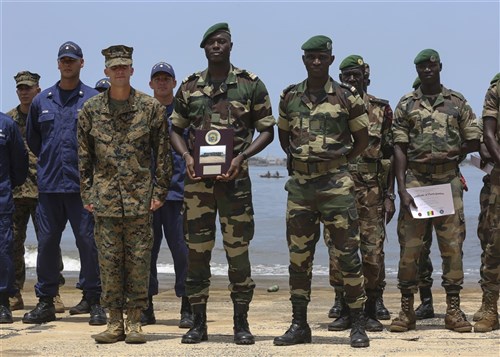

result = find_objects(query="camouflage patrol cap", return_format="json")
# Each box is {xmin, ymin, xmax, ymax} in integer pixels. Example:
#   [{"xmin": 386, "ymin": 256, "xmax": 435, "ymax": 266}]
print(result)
[
  {"xmin": 339, "ymin": 55, "xmax": 365, "ymax": 71},
  {"xmin": 58, "ymin": 41, "xmax": 83, "ymax": 60},
  {"xmin": 412, "ymin": 77, "xmax": 421, "ymax": 90},
  {"xmin": 95, "ymin": 77, "xmax": 111, "ymax": 90},
  {"xmin": 101, "ymin": 45, "xmax": 134, "ymax": 67},
  {"xmin": 490, "ymin": 72, "xmax": 500, "ymax": 85},
  {"xmin": 200, "ymin": 22, "xmax": 231, "ymax": 48},
  {"xmin": 14, "ymin": 71, "xmax": 40, "ymax": 87},
  {"xmin": 414, "ymin": 49, "xmax": 440, "ymax": 65},
  {"xmin": 301, "ymin": 35, "xmax": 333, "ymax": 52}
]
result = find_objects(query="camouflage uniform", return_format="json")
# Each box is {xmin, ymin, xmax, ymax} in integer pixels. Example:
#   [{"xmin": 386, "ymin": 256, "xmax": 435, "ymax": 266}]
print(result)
[
  {"xmin": 78, "ymin": 88, "xmax": 172, "ymax": 309},
  {"xmin": 393, "ymin": 86, "xmax": 481, "ymax": 294},
  {"xmin": 171, "ymin": 65, "xmax": 275, "ymax": 306},
  {"xmin": 278, "ymin": 77, "xmax": 368, "ymax": 309},
  {"xmin": 329, "ymin": 93, "xmax": 393, "ymax": 295}
]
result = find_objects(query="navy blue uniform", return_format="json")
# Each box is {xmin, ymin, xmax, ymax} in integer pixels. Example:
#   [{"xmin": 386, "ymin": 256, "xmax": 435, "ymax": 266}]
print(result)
[
  {"xmin": 149, "ymin": 103, "xmax": 188, "ymax": 297},
  {"xmin": 0, "ymin": 112, "xmax": 28, "ymax": 295},
  {"xmin": 26, "ymin": 81, "xmax": 101, "ymax": 300}
]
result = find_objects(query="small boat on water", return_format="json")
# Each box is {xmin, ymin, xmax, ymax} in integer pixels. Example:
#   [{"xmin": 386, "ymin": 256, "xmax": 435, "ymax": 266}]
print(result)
[{"xmin": 260, "ymin": 171, "xmax": 284, "ymax": 178}]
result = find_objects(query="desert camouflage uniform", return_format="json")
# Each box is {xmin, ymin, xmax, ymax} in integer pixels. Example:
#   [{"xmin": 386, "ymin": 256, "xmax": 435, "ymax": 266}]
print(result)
[
  {"xmin": 171, "ymin": 65, "xmax": 275, "ymax": 305},
  {"xmin": 278, "ymin": 77, "xmax": 368, "ymax": 308},
  {"xmin": 481, "ymin": 79, "xmax": 500, "ymax": 293},
  {"xmin": 78, "ymin": 89, "xmax": 172, "ymax": 309},
  {"xmin": 329, "ymin": 93, "xmax": 393, "ymax": 294},
  {"xmin": 393, "ymin": 86, "xmax": 481, "ymax": 294}
]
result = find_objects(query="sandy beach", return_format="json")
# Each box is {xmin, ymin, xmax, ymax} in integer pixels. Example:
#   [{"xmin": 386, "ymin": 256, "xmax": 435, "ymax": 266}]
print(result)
[{"xmin": 1, "ymin": 275, "xmax": 499, "ymax": 357}]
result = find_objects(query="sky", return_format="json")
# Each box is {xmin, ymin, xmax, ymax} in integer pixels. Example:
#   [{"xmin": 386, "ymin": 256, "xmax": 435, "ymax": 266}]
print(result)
[{"xmin": 1, "ymin": 0, "xmax": 499, "ymax": 158}]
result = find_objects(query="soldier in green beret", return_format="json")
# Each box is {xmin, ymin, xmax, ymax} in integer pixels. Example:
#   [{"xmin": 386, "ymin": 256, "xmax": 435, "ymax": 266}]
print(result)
[
  {"xmin": 390, "ymin": 49, "xmax": 480, "ymax": 333},
  {"xmin": 274, "ymin": 36, "xmax": 370, "ymax": 348},
  {"xmin": 327, "ymin": 55, "xmax": 395, "ymax": 333},
  {"xmin": 79, "ymin": 45, "xmax": 173, "ymax": 344},
  {"xmin": 170, "ymin": 22, "xmax": 275, "ymax": 345}
]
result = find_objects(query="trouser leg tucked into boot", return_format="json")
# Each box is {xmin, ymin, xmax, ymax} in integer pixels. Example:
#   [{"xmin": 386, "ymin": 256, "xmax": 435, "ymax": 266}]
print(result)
[
  {"xmin": 141, "ymin": 296, "xmax": 156, "ymax": 326},
  {"xmin": 125, "ymin": 308, "xmax": 146, "ymax": 344},
  {"xmin": 389, "ymin": 294, "xmax": 416, "ymax": 332},
  {"xmin": 415, "ymin": 287, "xmax": 435, "ymax": 320},
  {"xmin": 375, "ymin": 289, "xmax": 391, "ymax": 320},
  {"xmin": 364, "ymin": 291, "xmax": 384, "ymax": 332},
  {"xmin": 328, "ymin": 302, "xmax": 351, "ymax": 331},
  {"xmin": 181, "ymin": 303, "xmax": 207, "ymax": 344},
  {"xmin": 328, "ymin": 288, "xmax": 345, "ymax": 318},
  {"xmin": 445, "ymin": 294, "xmax": 472, "ymax": 332},
  {"xmin": 233, "ymin": 303, "xmax": 254, "ymax": 345},
  {"xmin": 474, "ymin": 290, "xmax": 499, "ymax": 333},
  {"xmin": 92, "ymin": 309, "xmax": 125, "ymax": 343},
  {"xmin": 179, "ymin": 296, "xmax": 193, "ymax": 329},
  {"xmin": 350, "ymin": 308, "xmax": 370, "ymax": 348},
  {"xmin": 274, "ymin": 304, "xmax": 311, "ymax": 346}
]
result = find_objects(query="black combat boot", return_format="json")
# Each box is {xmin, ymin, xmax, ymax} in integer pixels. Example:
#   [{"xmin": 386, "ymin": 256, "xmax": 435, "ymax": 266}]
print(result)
[
  {"xmin": 328, "ymin": 288, "xmax": 345, "ymax": 318},
  {"xmin": 415, "ymin": 287, "xmax": 435, "ymax": 320},
  {"xmin": 69, "ymin": 293, "xmax": 90, "ymax": 315},
  {"xmin": 350, "ymin": 308, "xmax": 370, "ymax": 348},
  {"xmin": 141, "ymin": 295, "xmax": 156, "ymax": 326},
  {"xmin": 364, "ymin": 291, "xmax": 384, "ymax": 332},
  {"xmin": 22, "ymin": 296, "xmax": 56, "ymax": 324},
  {"xmin": 274, "ymin": 305, "xmax": 312, "ymax": 346},
  {"xmin": 88, "ymin": 295, "xmax": 107, "ymax": 326},
  {"xmin": 181, "ymin": 303, "xmax": 207, "ymax": 344},
  {"xmin": 328, "ymin": 303, "xmax": 351, "ymax": 331},
  {"xmin": 375, "ymin": 290, "xmax": 391, "ymax": 320},
  {"xmin": 0, "ymin": 293, "xmax": 13, "ymax": 324},
  {"xmin": 179, "ymin": 296, "xmax": 193, "ymax": 328},
  {"xmin": 233, "ymin": 303, "xmax": 255, "ymax": 345}
]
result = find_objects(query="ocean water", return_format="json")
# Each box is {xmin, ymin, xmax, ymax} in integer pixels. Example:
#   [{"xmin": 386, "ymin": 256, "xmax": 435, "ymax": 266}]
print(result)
[{"xmin": 24, "ymin": 162, "xmax": 486, "ymax": 284}]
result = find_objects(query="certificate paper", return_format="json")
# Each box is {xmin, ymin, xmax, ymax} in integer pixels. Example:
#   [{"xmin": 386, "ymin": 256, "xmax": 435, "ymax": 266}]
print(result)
[{"xmin": 406, "ymin": 183, "xmax": 455, "ymax": 219}]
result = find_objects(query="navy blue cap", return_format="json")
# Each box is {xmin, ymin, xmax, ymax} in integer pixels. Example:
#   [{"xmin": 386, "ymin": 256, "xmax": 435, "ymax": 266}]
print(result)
[
  {"xmin": 58, "ymin": 41, "xmax": 83, "ymax": 59},
  {"xmin": 95, "ymin": 77, "xmax": 111, "ymax": 90},
  {"xmin": 150, "ymin": 62, "xmax": 175, "ymax": 79}
]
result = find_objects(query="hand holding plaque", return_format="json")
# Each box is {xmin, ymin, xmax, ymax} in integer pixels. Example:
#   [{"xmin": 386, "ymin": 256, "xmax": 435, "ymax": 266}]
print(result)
[{"xmin": 193, "ymin": 128, "xmax": 234, "ymax": 177}]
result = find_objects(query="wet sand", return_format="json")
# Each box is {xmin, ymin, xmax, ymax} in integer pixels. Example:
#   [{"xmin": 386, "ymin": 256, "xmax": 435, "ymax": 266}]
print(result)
[{"xmin": 1, "ymin": 275, "xmax": 499, "ymax": 357}]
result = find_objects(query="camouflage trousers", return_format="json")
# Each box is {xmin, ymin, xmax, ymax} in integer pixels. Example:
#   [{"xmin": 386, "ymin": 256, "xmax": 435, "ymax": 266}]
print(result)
[
  {"xmin": 286, "ymin": 169, "xmax": 365, "ymax": 309},
  {"xmin": 329, "ymin": 172, "xmax": 386, "ymax": 292},
  {"xmin": 94, "ymin": 214, "xmax": 152, "ymax": 309},
  {"xmin": 416, "ymin": 224, "xmax": 434, "ymax": 289},
  {"xmin": 482, "ymin": 168, "xmax": 500, "ymax": 292},
  {"xmin": 184, "ymin": 173, "xmax": 256, "ymax": 306},
  {"xmin": 478, "ymin": 174, "xmax": 492, "ymax": 287},
  {"xmin": 397, "ymin": 168, "xmax": 465, "ymax": 294},
  {"xmin": 12, "ymin": 198, "xmax": 64, "ymax": 291}
]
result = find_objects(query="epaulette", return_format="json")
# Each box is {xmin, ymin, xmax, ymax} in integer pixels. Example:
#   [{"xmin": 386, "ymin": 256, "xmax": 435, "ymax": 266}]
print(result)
[
  {"xmin": 182, "ymin": 72, "xmax": 201, "ymax": 84},
  {"xmin": 369, "ymin": 97, "xmax": 390, "ymax": 106},
  {"xmin": 239, "ymin": 69, "xmax": 258, "ymax": 81},
  {"xmin": 339, "ymin": 82, "xmax": 359, "ymax": 96},
  {"xmin": 282, "ymin": 84, "xmax": 296, "ymax": 96},
  {"xmin": 449, "ymin": 89, "xmax": 465, "ymax": 101}
]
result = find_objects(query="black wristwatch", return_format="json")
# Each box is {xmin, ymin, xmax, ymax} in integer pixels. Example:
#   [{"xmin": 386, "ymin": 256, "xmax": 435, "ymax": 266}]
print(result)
[{"xmin": 386, "ymin": 193, "xmax": 396, "ymax": 201}]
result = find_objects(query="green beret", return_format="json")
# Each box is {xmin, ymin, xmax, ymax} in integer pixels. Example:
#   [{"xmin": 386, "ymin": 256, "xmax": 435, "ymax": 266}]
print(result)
[
  {"xmin": 301, "ymin": 35, "xmax": 332, "ymax": 52},
  {"xmin": 339, "ymin": 55, "xmax": 365, "ymax": 71},
  {"xmin": 200, "ymin": 22, "xmax": 231, "ymax": 48},
  {"xmin": 412, "ymin": 77, "xmax": 421, "ymax": 90},
  {"xmin": 414, "ymin": 49, "xmax": 440, "ymax": 65},
  {"xmin": 14, "ymin": 71, "xmax": 40, "ymax": 87},
  {"xmin": 490, "ymin": 72, "xmax": 500, "ymax": 85},
  {"xmin": 102, "ymin": 45, "xmax": 133, "ymax": 67}
]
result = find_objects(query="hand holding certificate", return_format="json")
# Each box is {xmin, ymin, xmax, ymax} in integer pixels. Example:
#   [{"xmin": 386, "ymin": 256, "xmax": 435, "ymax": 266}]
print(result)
[{"xmin": 406, "ymin": 183, "xmax": 455, "ymax": 219}]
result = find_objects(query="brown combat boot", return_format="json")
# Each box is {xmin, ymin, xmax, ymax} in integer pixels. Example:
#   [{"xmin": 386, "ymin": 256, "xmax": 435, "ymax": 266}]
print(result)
[
  {"xmin": 9, "ymin": 291, "xmax": 24, "ymax": 311},
  {"xmin": 389, "ymin": 294, "xmax": 416, "ymax": 332},
  {"xmin": 474, "ymin": 290, "xmax": 499, "ymax": 333},
  {"xmin": 92, "ymin": 309, "xmax": 125, "ymax": 343},
  {"xmin": 125, "ymin": 308, "xmax": 146, "ymax": 344},
  {"xmin": 444, "ymin": 294, "xmax": 472, "ymax": 332},
  {"xmin": 473, "ymin": 293, "xmax": 486, "ymax": 322}
]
